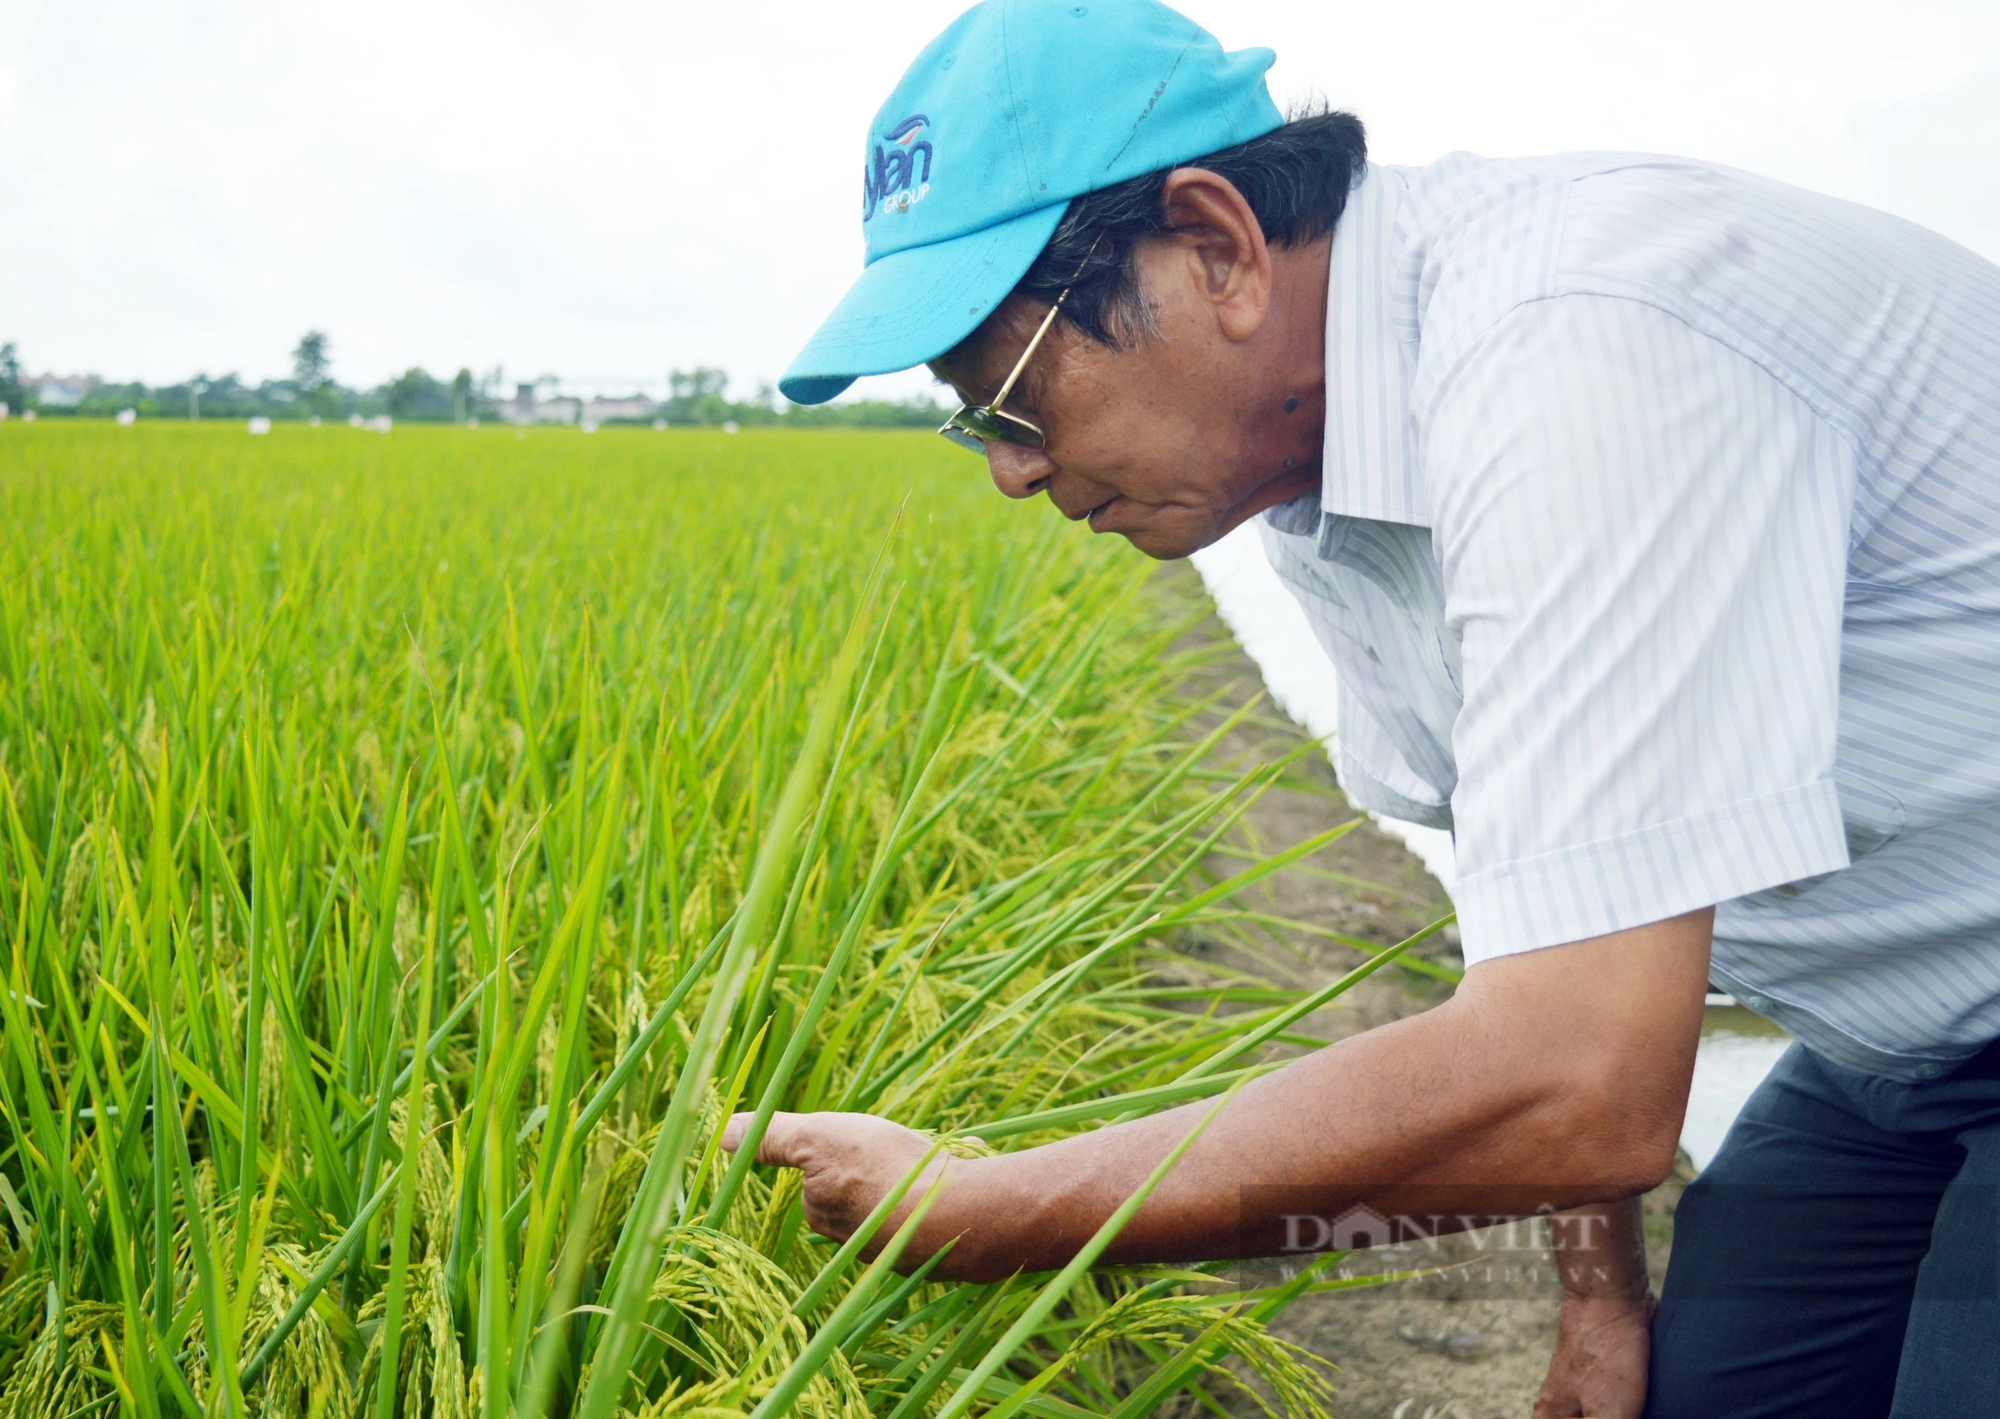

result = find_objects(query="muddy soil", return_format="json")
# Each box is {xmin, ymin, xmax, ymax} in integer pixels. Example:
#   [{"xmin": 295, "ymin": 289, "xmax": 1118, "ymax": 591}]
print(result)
[{"xmin": 1159, "ymin": 564, "xmax": 1690, "ymax": 1419}]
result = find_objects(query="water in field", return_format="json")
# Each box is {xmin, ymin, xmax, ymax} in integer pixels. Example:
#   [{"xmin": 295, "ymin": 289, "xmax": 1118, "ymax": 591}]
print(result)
[{"xmin": 1685, "ymin": 1002, "xmax": 1792, "ymax": 1169}]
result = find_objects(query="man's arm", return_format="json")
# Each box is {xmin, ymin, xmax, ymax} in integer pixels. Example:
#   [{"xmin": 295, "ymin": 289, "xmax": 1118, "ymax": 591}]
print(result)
[
  {"xmin": 722, "ymin": 908, "xmax": 1712, "ymax": 1283},
  {"xmin": 1532, "ymin": 1197, "xmax": 1656, "ymax": 1418}
]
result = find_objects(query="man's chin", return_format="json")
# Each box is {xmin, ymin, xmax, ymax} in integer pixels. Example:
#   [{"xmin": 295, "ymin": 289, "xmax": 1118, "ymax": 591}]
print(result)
[
  {"xmin": 1132, "ymin": 494, "xmax": 1288, "ymax": 559},
  {"xmin": 1075, "ymin": 498, "xmax": 1217, "ymax": 560},
  {"xmin": 1110, "ymin": 519, "xmax": 1213, "ymax": 562}
]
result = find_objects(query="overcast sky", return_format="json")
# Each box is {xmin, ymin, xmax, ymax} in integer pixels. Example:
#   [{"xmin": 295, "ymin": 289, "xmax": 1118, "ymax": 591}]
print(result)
[{"xmin": 4, "ymin": 0, "xmax": 1997, "ymax": 402}]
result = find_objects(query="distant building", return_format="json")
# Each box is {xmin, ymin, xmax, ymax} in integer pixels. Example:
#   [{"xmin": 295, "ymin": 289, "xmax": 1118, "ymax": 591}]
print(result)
[
  {"xmin": 504, "ymin": 381, "xmax": 582, "ymax": 425},
  {"xmin": 32, "ymin": 373, "xmax": 96, "ymax": 408},
  {"xmin": 583, "ymin": 395, "xmax": 656, "ymax": 423}
]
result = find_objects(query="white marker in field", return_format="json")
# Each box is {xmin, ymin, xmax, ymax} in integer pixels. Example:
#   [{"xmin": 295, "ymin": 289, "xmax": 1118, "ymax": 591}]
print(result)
[
  {"xmin": 366, "ymin": 415, "xmax": 392, "ymax": 433},
  {"xmin": 116, "ymin": 409, "xmax": 137, "ymax": 425},
  {"xmin": 348, "ymin": 413, "xmax": 364, "ymax": 427},
  {"xmin": 247, "ymin": 416, "xmax": 271, "ymax": 435}
]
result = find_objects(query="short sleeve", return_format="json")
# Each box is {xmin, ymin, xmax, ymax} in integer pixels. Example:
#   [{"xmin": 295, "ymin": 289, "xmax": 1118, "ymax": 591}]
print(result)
[{"xmin": 1427, "ymin": 294, "xmax": 1857, "ymax": 960}]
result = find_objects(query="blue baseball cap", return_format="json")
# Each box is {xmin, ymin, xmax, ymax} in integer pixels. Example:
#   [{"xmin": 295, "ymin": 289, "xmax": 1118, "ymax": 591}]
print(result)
[{"xmin": 779, "ymin": 0, "xmax": 1283, "ymax": 405}]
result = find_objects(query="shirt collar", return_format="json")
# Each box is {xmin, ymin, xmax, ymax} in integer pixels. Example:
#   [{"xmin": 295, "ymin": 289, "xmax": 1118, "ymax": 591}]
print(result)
[{"xmin": 1318, "ymin": 162, "xmax": 1428, "ymax": 528}]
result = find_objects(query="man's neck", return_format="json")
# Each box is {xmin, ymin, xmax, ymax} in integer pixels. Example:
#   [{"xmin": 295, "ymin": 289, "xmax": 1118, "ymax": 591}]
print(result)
[{"xmin": 1212, "ymin": 235, "xmax": 1333, "ymax": 538}]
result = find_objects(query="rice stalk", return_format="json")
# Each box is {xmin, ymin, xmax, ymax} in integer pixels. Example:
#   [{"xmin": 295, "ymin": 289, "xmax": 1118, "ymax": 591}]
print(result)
[{"xmin": 0, "ymin": 423, "xmax": 1437, "ymax": 1418}]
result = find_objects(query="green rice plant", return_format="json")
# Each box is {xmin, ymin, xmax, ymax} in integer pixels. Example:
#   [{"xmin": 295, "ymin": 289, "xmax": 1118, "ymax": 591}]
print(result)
[{"xmin": 0, "ymin": 422, "xmax": 1437, "ymax": 1417}]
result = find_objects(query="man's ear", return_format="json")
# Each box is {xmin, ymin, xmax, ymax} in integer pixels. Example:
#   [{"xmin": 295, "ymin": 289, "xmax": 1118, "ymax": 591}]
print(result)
[{"xmin": 1157, "ymin": 168, "xmax": 1273, "ymax": 344}]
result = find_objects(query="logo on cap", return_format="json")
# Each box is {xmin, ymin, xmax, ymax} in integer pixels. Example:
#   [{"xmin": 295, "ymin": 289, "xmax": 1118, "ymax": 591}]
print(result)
[{"xmin": 864, "ymin": 114, "xmax": 934, "ymax": 222}]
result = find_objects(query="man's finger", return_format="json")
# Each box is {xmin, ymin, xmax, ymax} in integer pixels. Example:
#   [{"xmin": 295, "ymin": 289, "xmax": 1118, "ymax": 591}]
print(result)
[{"xmin": 720, "ymin": 1110, "xmax": 811, "ymax": 1168}]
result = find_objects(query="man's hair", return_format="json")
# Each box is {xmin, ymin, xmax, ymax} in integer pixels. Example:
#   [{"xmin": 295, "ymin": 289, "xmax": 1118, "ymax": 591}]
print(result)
[{"xmin": 1006, "ymin": 104, "xmax": 1367, "ymax": 349}]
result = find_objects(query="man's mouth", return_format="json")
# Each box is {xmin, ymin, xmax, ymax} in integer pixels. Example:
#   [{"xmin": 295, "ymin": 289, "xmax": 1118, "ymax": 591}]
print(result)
[{"xmin": 1079, "ymin": 496, "xmax": 1118, "ymax": 530}]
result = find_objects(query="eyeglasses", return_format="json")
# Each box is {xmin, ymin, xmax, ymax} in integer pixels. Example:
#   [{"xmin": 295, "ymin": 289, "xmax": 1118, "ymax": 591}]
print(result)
[{"xmin": 937, "ymin": 239, "xmax": 1098, "ymax": 455}]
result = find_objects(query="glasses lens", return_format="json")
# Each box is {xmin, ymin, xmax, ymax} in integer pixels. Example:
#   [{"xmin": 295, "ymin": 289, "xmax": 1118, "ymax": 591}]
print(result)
[
  {"xmin": 985, "ymin": 408, "xmax": 1046, "ymax": 449},
  {"xmin": 938, "ymin": 423, "xmax": 987, "ymax": 454},
  {"xmin": 938, "ymin": 405, "xmax": 1048, "ymax": 454},
  {"xmin": 943, "ymin": 404, "xmax": 1044, "ymax": 444}
]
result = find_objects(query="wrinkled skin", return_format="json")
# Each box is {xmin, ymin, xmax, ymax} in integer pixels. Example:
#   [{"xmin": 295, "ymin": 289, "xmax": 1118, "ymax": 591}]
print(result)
[
  {"xmin": 721, "ymin": 1110, "xmax": 951, "ymax": 1244},
  {"xmin": 1534, "ymin": 1292, "xmax": 1655, "ymax": 1418},
  {"xmin": 928, "ymin": 170, "xmax": 1327, "ymax": 560},
  {"xmin": 1535, "ymin": 1198, "xmax": 1656, "ymax": 1417}
]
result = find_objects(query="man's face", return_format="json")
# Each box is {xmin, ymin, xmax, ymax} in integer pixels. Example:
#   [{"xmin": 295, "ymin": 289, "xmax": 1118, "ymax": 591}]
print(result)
[{"xmin": 932, "ymin": 238, "xmax": 1321, "ymax": 560}]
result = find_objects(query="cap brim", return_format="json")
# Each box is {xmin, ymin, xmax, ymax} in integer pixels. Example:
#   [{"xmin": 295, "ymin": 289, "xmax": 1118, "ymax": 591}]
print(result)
[{"xmin": 780, "ymin": 202, "xmax": 1067, "ymax": 406}]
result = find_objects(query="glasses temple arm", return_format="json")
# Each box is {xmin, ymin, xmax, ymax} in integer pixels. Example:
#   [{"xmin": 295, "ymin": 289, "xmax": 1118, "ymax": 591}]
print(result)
[
  {"xmin": 989, "ymin": 287, "xmax": 1071, "ymax": 411},
  {"xmin": 987, "ymin": 235, "xmax": 1101, "ymax": 414}
]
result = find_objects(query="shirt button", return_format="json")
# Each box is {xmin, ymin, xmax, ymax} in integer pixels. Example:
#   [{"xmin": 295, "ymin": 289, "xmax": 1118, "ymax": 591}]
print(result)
[
  {"xmin": 1741, "ymin": 994, "xmax": 1770, "ymax": 1010},
  {"xmin": 1914, "ymin": 1064, "xmax": 1942, "ymax": 1080}
]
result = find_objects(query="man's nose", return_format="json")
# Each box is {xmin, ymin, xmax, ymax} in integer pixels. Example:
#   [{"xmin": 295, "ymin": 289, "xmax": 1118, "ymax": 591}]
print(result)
[{"xmin": 986, "ymin": 440, "xmax": 1056, "ymax": 499}]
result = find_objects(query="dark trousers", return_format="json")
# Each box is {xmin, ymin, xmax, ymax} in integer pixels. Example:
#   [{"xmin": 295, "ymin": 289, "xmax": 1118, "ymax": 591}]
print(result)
[{"xmin": 1648, "ymin": 1039, "xmax": 2000, "ymax": 1417}]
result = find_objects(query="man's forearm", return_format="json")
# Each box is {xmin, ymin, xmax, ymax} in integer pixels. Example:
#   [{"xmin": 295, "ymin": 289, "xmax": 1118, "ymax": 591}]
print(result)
[
  {"xmin": 1534, "ymin": 1196, "xmax": 1657, "ymax": 1419},
  {"xmin": 1549, "ymin": 1198, "xmax": 1651, "ymax": 1301},
  {"xmin": 924, "ymin": 1012, "xmax": 1638, "ymax": 1279},
  {"xmin": 914, "ymin": 915, "xmax": 1709, "ymax": 1280}
]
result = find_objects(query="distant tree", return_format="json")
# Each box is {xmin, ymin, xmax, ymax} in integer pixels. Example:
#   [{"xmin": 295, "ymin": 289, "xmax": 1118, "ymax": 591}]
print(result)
[
  {"xmin": 294, "ymin": 331, "xmax": 336, "ymax": 416},
  {"xmin": 386, "ymin": 368, "xmax": 424, "ymax": 418},
  {"xmin": 292, "ymin": 331, "xmax": 331, "ymax": 392},
  {"xmin": 779, "ymin": 396, "xmax": 951, "ymax": 429},
  {"xmin": 0, "ymin": 342, "xmax": 21, "ymax": 412},
  {"xmin": 669, "ymin": 367, "xmax": 728, "ymax": 402},
  {"xmin": 665, "ymin": 367, "xmax": 733, "ymax": 424},
  {"xmin": 383, "ymin": 368, "xmax": 455, "ymax": 421},
  {"xmin": 453, "ymin": 368, "xmax": 473, "ymax": 423}
]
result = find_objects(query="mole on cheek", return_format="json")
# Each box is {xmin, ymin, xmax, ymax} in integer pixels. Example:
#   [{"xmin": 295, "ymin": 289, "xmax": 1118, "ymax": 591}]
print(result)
[{"xmin": 1284, "ymin": 396, "xmax": 1300, "ymax": 413}]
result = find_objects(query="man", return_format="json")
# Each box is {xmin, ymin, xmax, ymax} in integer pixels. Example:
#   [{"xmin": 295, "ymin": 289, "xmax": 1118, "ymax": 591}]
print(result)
[{"xmin": 720, "ymin": 1, "xmax": 2000, "ymax": 1412}]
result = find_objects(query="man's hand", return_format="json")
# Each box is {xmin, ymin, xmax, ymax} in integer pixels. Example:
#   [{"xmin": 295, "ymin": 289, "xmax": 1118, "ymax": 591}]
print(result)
[
  {"xmin": 719, "ymin": 1110, "xmax": 956, "ymax": 1249},
  {"xmin": 1533, "ymin": 1292, "xmax": 1655, "ymax": 1418},
  {"xmin": 1535, "ymin": 1197, "xmax": 1655, "ymax": 1417}
]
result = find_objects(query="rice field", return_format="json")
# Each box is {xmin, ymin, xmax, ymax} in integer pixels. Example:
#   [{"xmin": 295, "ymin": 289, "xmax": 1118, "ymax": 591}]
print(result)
[{"xmin": 0, "ymin": 422, "xmax": 1419, "ymax": 1418}]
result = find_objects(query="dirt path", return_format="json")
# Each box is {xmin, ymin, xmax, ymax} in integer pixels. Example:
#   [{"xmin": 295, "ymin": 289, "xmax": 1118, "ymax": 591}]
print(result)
[{"xmin": 1159, "ymin": 563, "xmax": 1690, "ymax": 1419}]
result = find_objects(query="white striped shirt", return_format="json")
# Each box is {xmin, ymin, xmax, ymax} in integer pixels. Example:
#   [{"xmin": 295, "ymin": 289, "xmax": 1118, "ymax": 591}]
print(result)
[{"xmin": 1260, "ymin": 154, "xmax": 2000, "ymax": 1081}]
